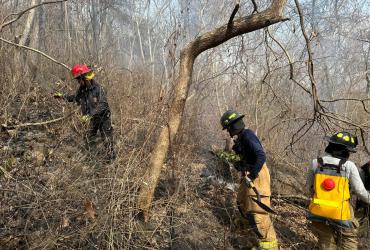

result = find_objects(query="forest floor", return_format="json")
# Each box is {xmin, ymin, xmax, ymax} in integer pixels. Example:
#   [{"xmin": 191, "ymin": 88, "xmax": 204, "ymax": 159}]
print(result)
[{"xmin": 0, "ymin": 94, "xmax": 368, "ymax": 249}]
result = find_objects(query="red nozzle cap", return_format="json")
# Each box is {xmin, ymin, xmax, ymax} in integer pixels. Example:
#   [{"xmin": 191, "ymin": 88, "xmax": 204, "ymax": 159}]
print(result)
[{"xmin": 322, "ymin": 178, "xmax": 335, "ymax": 191}]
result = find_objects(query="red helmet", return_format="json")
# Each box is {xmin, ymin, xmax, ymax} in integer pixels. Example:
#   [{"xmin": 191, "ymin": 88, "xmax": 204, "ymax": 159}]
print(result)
[{"xmin": 71, "ymin": 64, "xmax": 91, "ymax": 78}]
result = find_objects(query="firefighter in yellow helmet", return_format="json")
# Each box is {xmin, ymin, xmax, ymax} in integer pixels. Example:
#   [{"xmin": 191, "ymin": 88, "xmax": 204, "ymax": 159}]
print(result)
[
  {"xmin": 307, "ymin": 132, "xmax": 370, "ymax": 249},
  {"xmin": 220, "ymin": 110, "xmax": 278, "ymax": 250}
]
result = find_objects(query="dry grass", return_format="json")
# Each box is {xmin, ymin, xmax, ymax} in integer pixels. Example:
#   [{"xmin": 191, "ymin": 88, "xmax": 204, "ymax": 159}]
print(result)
[{"xmin": 0, "ymin": 52, "xmax": 369, "ymax": 250}]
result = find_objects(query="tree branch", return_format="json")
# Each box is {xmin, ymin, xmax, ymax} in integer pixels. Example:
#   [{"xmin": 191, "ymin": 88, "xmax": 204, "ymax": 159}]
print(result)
[
  {"xmin": 294, "ymin": 0, "xmax": 321, "ymax": 113},
  {"xmin": 138, "ymin": 0, "xmax": 288, "ymax": 222},
  {"xmin": 0, "ymin": 0, "xmax": 67, "ymax": 32},
  {"xmin": 0, "ymin": 37, "xmax": 70, "ymax": 70},
  {"xmin": 266, "ymin": 28, "xmax": 312, "ymax": 95},
  {"xmin": 228, "ymin": 4, "xmax": 240, "ymax": 29},
  {"xmin": 251, "ymin": 0, "xmax": 258, "ymax": 13},
  {"xmin": 1, "ymin": 109, "xmax": 78, "ymax": 130},
  {"xmin": 320, "ymin": 97, "xmax": 370, "ymax": 115}
]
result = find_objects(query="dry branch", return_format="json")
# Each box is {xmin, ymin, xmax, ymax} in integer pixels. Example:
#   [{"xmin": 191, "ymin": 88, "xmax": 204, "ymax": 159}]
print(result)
[
  {"xmin": 321, "ymin": 97, "xmax": 370, "ymax": 115},
  {"xmin": 272, "ymin": 194, "xmax": 310, "ymax": 210},
  {"xmin": 251, "ymin": 0, "xmax": 258, "ymax": 13},
  {"xmin": 227, "ymin": 4, "xmax": 240, "ymax": 28},
  {"xmin": 0, "ymin": 0, "xmax": 67, "ymax": 32},
  {"xmin": 137, "ymin": 0, "xmax": 288, "ymax": 222},
  {"xmin": 266, "ymin": 29, "xmax": 294, "ymax": 78},
  {"xmin": 0, "ymin": 37, "xmax": 70, "ymax": 70},
  {"xmin": 0, "ymin": 0, "xmax": 70, "ymax": 70},
  {"xmin": 294, "ymin": 0, "xmax": 321, "ymax": 113},
  {"xmin": 1, "ymin": 109, "xmax": 78, "ymax": 130},
  {"xmin": 272, "ymin": 194, "xmax": 309, "ymax": 202}
]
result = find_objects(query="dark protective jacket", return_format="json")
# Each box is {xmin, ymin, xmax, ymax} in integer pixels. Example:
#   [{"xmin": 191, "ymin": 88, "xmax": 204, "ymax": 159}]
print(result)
[
  {"xmin": 356, "ymin": 162, "xmax": 370, "ymax": 209},
  {"xmin": 64, "ymin": 80, "xmax": 110, "ymax": 117},
  {"xmin": 359, "ymin": 162, "xmax": 370, "ymax": 190},
  {"xmin": 233, "ymin": 129, "xmax": 266, "ymax": 180}
]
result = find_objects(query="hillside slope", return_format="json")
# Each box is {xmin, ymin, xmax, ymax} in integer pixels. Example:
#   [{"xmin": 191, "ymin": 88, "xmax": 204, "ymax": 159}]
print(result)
[{"xmin": 0, "ymin": 95, "xmax": 368, "ymax": 249}]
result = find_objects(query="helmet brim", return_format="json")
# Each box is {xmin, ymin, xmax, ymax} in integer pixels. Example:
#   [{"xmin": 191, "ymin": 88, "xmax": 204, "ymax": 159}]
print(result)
[
  {"xmin": 73, "ymin": 70, "xmax": 92, "ymax": 79},
  {"xmin": 324, "ymin": 136, "xmax": 357, "ymax": 152},
  {"xmin": 223, "ymin": 115, "xmax": 245, "ymax": 130}
]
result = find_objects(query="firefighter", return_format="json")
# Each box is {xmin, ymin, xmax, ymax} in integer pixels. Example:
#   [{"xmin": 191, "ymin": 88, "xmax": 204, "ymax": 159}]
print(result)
[
  {"xmin": 307, "ymin": 132, "xmax": 370, "ymax": 249},
  {"xmin": 54, "ymin": 64, "xmax": 115, "ymax": 161},
  {"xmin": 220, "ymin": 110, "xmax": 278, "ymax": 250}
]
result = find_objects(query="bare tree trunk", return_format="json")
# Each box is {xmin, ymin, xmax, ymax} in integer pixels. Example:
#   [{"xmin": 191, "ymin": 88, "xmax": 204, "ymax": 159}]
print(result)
[
  {"xmin": 14, "ymin": 0, "xmax": 38, "ymax": 75},
  {"xmin": 90, "ymin": 0, "xmax": 100, "ymax": 61},
  {"xmin": 365, "ymin": 44, "xmax": 370, "ymax": 94},
  {"xmin": 64, "ymin": 1, "xmax": 72, "ymax": 61},
  {"xmin": 28, "ymin": 6, "xmax": 40, "ymax": 81},
  {"xmin": 18, "ymin": 0, "xmax": 38, "ymax": 46},
  {"xmin": 137, "ymin": 0, "xmax": 288, "ymax": 221},
  {"xmin": 136, "ymin": 19, "xmax": 146, "ymax": 64}
]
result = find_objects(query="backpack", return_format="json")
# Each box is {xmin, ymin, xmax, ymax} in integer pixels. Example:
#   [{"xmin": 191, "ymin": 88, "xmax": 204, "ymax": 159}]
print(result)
[{"xmin": 308, "ymin": 157, "xmax": 353, "ymax": 227}]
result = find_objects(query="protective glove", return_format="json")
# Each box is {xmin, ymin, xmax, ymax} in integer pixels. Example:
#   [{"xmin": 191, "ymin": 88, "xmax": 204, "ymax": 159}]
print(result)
[
  {"xmin": 247, "ymin": 173, "xmax": 257, "ymax": 182},
  {"xmin": 53, "ymin": 92, "xmax": 64, "ymax": 98},
  {"xmin": 80, "ymin": 115, "xmax": 92, "ymax": 123},
  {"xmin": 245, "ymin": 175, "xmax": 255, "ymax": 188}
]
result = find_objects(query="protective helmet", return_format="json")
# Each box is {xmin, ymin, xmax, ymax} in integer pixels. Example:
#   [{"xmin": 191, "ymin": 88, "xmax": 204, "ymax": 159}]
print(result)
[
  {"xmin": 324, "ymin": 132, "xmax": 358, "ymax": 152},
  {"xmin": 220, "ymin": 110, "xmax": 245, "ymax": 130},
  {"xmin": 71, "ymin": 64, "xmax": 91, "ymax": 79}
]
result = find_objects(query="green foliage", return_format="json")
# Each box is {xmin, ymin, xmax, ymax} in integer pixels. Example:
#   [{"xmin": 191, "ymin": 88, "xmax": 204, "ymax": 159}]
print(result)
[{"xmin": 217, "ymin": 150, "xmax": 241, "ymax": 163}]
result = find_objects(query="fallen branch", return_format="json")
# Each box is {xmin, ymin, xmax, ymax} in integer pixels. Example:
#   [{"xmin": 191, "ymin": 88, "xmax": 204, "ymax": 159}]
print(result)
[
  {"xmin": 1, "ymin": 109, "xmax": 78, "ymax": 129},
  {"xmin": 0, "ymin": 37, "xmax": 70, "ymax": 70}
]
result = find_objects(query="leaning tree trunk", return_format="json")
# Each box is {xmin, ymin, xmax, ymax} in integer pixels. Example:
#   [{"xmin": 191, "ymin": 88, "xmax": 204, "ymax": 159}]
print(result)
[{"xmin": 138, "ymin": 0, "xmax": 288, "ymax": 221}]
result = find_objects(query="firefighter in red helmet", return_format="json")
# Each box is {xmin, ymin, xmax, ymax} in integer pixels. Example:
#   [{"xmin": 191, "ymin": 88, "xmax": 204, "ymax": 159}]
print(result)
[{"xmin": 54, "ymin": 64, "xmax": 115, "ymax": 161}]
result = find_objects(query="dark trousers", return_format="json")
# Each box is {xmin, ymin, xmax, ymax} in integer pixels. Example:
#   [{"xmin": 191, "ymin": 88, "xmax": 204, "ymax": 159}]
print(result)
[{"xmin": 86, "ymin": 111, "xmax": 115, "ymax": 159}]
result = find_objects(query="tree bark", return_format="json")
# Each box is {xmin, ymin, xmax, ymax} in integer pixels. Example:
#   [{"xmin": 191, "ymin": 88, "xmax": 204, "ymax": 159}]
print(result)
[
  {"xmin": 137, "ymin": 0, "xmax": 288, "ymax": 221},
  {"xmin": 19, "ymin": 0, "xmax": 38, "ymax": 46},
  {"xmin": 14, "ymin": 0, "xmax": 38, "ymax": 74}
]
